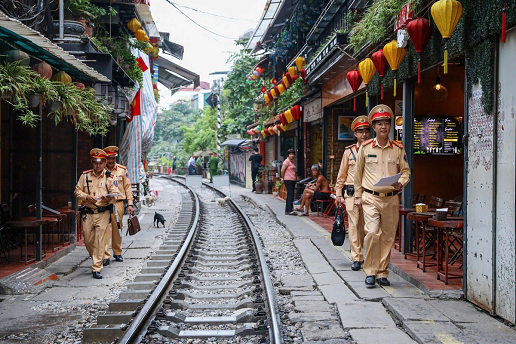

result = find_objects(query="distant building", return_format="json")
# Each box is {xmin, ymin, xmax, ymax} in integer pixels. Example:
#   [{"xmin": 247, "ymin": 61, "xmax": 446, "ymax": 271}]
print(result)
[
  {"xmin": 168, "ymin": 82, "xmax": 212, "ymax": 111},
  {"xmin": 239, "ymin": 29, "xmax": 254, "ymax": 40}
]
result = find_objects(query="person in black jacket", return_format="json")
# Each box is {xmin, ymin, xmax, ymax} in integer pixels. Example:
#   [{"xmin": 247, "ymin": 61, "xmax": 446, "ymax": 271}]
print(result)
[{"xmin": 249, "ymin": 147, "xmax": 263, "ymax": 192}]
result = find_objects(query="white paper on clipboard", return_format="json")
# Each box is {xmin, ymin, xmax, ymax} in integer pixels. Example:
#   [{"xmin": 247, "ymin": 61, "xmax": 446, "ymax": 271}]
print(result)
[{"xmin": 373, "ymin": 173, "xmax": 401, "ymax": 187}]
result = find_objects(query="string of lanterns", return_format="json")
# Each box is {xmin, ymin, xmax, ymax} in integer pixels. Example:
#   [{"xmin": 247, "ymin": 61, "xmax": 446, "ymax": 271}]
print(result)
[
  {"xmin": 346, "ymin": 0, "xmax": 462, "ymax": 106},
  {"xmin": 247, "ymin": 105, "xmax": 302, "ymax": 138},
  {"xmin": 128, "ymin": 18, "xmax": 159, "ymax": 61},
  {"xmin": 263, "ymin": 56, "xmax": 306, "ymax": 104}
]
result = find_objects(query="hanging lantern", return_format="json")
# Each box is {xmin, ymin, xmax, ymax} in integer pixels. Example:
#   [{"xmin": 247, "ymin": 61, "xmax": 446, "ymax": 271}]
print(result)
[
  {"xmin": 358, "ymin": 58, "xmax": 376, "ymax": 108},
  {"xmin": 383, "ymin": 40, "xmax": 406, "ymax": 97},
  {"xmin": 263, "ymin": 127, "xmax": 270, "ymax": 136},
  {"xmin": 291, "ymin": 105, "xmax": 302, "ymax": 121},
  {"xmin": 278, "ymin": 84, "xmax": 286, "ymax": 94},
  {"xmin": 284, "ymin": 109, "xmax": 294, "ymax": 123},
  {"xmin": 285, "ymin": 74, "xmax": 293, "ymax": 86},
  {"xmin": 144, "ymin": 43, "xmax": 153, "ymax": 54},
  {"xmin": 247, "ymin": 130, "xmax": 253, "ymax": 136},
  {"xmin": 150, "ymin": 37, "xmax": 158, "ymax": 44},
  {"xmin": 282, "ymin": 123, "xmax": 291, "ymax": 131},
  {"xmin": 295, "ymin": 56, "xmax": 305, "ymax": 71},
  {"xmin": 279, "ymin": 113, "xmax": 287, "ymax": 125},
  {"xmin": 261, "ymin": 86, "xmax": 267, "ymax": 93},
  {"xmin": 274, "ymin": 86, "xmax": 280, "ymax": 97},
  {"xmin": 135, "ymin": 29, "xmax": 147, "ymax": 41},
  {"xmin": 407, "ymin": 17, "xmax": 434, "ymax": 83},
  {"xmin": 32, "ymin": 61, "xmax": 53, "ymax": 79},
  {"xmin": 282, "ymin": 75, "xmax": 290, "ymax": 88},
  {"xmin": 6, "ymin": 50, "xmax": 30, "ymax": 67},
  {"xmin": 288, "ymin": 66, "xmax": 296, "ymax": 77},
  {"xmin": 267, "ymin": 91, "xmax": 273, "ymax": 102},
  {"xmin": 431, "ymin": 0, "xmax": 463, "ymax": 74},
  {"xmin": 256, "ymin": 66, "xmax": 265, "ymax": 74},
  {"xmin": 346, "ymin": 70, "xmax": 363, "ymax": 111},
  {"xmin": 127, "ymin": 18, "xmax": 141, "ymax": 32},
  {"xmin": 264, "ymin": 93, "xmax": 271, "ymax": 103},
  {"xmin": 52, "ymin": 71, "xmax": 72, "ymax": 84},
  {"xmin": 277, "ymin": 123, "xmax": 284, "ymax": 133},
  {"xmin": 371, "ymin": 49, "xmax": 388, "ymax": 99},
  {"xmin": 74, "ymin": 82, "xmax": 85, "ymax": 90},
  {"xmin": 271, "ymin": 87, "xmax": 278, "ymax": 99},
  {"xmin": 271, "ymin": 78, "xmax": 278, "ymax": 85},
  {"xmin": 300, "ymin": 68, "xmax": 306, "ymax": 83}
]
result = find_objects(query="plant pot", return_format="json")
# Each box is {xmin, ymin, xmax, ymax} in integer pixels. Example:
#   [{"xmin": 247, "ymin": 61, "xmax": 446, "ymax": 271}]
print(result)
[
  {"xmin": 75, "ymin": 18, "xmax": 93, "ymax": 36},
  {"xmin": 255, "ymin": 181, "xmax": 263, "ymax": 194},
  {"xmin": 272, "ymin": 191, "xmax": 278, "ymax": 196},
  {"xmin": 47, "ymin": 100, "xmax": 62, "ymax": 112},
  {"xmin": 264, "ymin": 181, "xmax": 273, "ymax": 194},
  {"xmin": 1, "ymin": 90, "xmax": 12, "ymax": 99},
  {"xmin": 52, "ymin": 20, "xmax": 86, "ymax": 39},
  {"xmin": 26, "ymin": 93, "xmax": 41, "ymax": 108}
]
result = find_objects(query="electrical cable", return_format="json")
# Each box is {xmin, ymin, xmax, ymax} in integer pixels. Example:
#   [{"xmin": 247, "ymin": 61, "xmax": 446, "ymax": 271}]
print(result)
[
  {"xmin": 165, "ymin": 0, "xmax": 238, "ymax": 40},
  {"xmin": 168, "ymin": 1, "xmax": 256, "ymax": 22}
]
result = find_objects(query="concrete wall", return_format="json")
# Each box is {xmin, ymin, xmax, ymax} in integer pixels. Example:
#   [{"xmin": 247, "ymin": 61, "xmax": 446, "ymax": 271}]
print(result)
[{"xmin": 495, "ymin": 30, "xmax": 516, "ymax": 324}]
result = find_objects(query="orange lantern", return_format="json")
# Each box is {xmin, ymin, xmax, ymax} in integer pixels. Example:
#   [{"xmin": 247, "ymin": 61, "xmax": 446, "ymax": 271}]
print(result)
[
  {"xmin": 295, "ymin": 56, "xmax": 305, "ymax": 71},
  {"xmin": 383, "ymin": 40, "xmax": 406, "ymax": 97},
  {"xmin": 135, "ymin": 29, "xmax": 146, "ymax": 42},
  {"xmin": 288, "ymin": 66, "xmax": 296, "ymax": 77}
]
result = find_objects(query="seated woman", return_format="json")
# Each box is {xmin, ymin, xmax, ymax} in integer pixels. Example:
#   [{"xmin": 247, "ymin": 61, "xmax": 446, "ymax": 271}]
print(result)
[{"xmin": 297, "ymin": 165, "xmax": 330, "ymax": 216}]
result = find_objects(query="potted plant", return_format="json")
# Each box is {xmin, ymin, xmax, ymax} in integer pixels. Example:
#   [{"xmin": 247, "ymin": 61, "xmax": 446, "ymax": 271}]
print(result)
[
  {"xmin": 263, "ymin": 165, "xmax": 274, "ymax": 194},
  {"xmin": 53, "ymin": 0, "xmax": 116, "ymax": 37},
  {"xmin": 272, "ymin": 179, "xmax": 281, "ymax": 196},
  {"xmin": 255, "ymin": 166, "xmax": 264, "ymax": 194}
]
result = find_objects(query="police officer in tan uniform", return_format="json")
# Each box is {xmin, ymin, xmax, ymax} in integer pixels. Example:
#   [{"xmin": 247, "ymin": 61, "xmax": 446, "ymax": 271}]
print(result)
[
  {"xmin": 354, "ymin": 105, "xmax": 410, "ymax": 288},
  {"xmin": 75, "ymin": 149, "xmax": 119, "ymax": 279},
  {"xmin": 103, "ymin": 146, "xmax": 134, "ymax": 265},
  {"xmin": 335, "ymin": 116, "xmax": 371, "ymax": 271}
]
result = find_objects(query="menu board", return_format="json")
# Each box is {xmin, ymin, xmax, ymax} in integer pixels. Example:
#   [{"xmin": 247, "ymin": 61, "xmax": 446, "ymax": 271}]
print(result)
[{"xmin": 398, "ymin": 116, "xmax": 463, "ymax": 155}]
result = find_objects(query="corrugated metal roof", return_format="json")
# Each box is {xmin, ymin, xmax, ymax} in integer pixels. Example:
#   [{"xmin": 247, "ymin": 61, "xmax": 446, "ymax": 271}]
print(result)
[
  {"xmin": 0, "ymin": 11, "xmax": 109, "ymax": 83},
  {"xmin": 245, "ymin": 0, "xmax": 283, "ymax": 52}
]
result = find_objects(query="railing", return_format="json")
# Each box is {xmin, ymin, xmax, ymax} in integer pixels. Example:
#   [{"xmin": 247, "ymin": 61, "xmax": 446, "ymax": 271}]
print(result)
[{"xmin": 305, "ymin": 33, "xmax": 348, "ymax": 77}]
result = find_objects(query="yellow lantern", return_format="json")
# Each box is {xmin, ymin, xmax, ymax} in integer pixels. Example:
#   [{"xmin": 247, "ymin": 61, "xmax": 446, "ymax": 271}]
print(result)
[
  {"xmin": 295, "ymin": 56, "xmax": 305, "ymax": 71},
  {"xmin": 264, "ymin": 93, "xmax": 271, "ymax": 103},
  {"xmin": 135, "ymin": 29, "xmax": 146, "ymax": 42},
  {"xmin": 431, "ymin": 0, "xmax": 463, "ymax": 74},
  {"xmin": 271, "ymin": 126, "xmax": 279, "ymax": 135},
  {"xmin": 144, "ymin": 43, "xmax": 153, "ymax": 54},
  {"xmin": 383, "ymin": 40, "xmax": 406, "ymax": 97},
  {"xmin": 127, "ymin": 18, "xmax": 141, "ymax": 32},
  {"xmin": 288, "ymin": 66, "xmax": 296, "ymax": 77},
  {"xmin": 52, "ymin": 71, "xmax": 72, "ymax": 84},
  {"xmin": 284, "ymin": 109, "xmax": 294, "ymax": 123},
  {"xmin": 282, "ymin": 75, "xmax": 290, "ymax": 88},
  {"xmin": 277, "ymin": 84, "xmax": 286, "ymax": 94},
  {"xmin": 281, "ymin": 123, "xmax": 291, "ymax": 131},
  {"xmin": 271, "ymin": 88, "xmax": 278, "ymax": 98},
  {"xmin": 358, "ymin": 58, "xmax": 377, "ymax": 108}
]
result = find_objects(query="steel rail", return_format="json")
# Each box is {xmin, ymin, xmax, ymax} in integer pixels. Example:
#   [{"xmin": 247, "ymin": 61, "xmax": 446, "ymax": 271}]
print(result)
[
  {"xmin": 170, "ymin": 175, "xmax": 283, "ymax": 344},
  {"xmin": 117, "ymin": 179, "xmax": 200, "ymax": 344}
]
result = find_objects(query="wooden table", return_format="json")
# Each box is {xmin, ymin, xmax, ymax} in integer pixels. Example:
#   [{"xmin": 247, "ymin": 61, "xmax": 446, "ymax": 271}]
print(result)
[
  {"xmin": 428, "ymin": 218, "xmax": 464, "ymax": 285},
  {"xmin": 406, "ymin": 212, "xmax": 437, "ymax": 272},
  {"xmin": 398, "ymin": 207, "xmax": 437, "ymax": 254}
]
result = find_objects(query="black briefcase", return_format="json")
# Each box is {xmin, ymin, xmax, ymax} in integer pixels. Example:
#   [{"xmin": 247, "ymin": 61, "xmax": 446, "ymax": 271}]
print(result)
[{"xmin": 331, "ymin": 206, "xmax": 346, "ymax": 246}]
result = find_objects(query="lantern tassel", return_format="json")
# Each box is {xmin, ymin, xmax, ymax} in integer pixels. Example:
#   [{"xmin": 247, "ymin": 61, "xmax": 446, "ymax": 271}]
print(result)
[
  {"xmin": 418, "ymin": 58, "xmax": 421, "ymax": 84},
  {"xmin": 381, "ymin": 83, "xmax": 384, "ymax": 99},
  {"xmin": 354, "ymin": 98, "xmax": 357, "ymax": 111},
  {"xmin": 444, "ymin": 49, "xmax": 448, "ymax": 74},
  {"xmin": 394, "ymin": 78, "xmax": 397, "ymax": 97},
  {"xmin": 502, "ymin": 7, "xmax": 507, "ymax": 43},
  {"xmin": 366, "ymin": 90, "xmax": 369, "ymax": 108}
]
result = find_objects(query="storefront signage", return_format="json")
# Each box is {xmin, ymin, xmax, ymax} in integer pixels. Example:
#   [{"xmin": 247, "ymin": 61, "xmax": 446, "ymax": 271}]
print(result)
[
  {"xmin": 303, "ymin": 97, "xmax": 322, "ymax": 122},
  {"xmin": 408, "ymin": 116, "xmax": 463, "ymax": 155},
  {"xmin": 394, "ymin": 3, "xmax": 413, "ymax": 32},
  {"xmin": 322, "ymin": 66, "xmax": 364, "ymax": 108}
]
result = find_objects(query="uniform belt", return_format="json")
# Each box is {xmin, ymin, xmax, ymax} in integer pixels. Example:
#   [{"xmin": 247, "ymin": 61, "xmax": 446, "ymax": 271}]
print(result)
[
  {"xmin": 116, "ymin": 199, "xmax": 126, "ymax": 202},
  {"xmin": 85, "ymin": 206, "xmax": 111, "ymax": 214},
  {"xmin": 364, "ymin": 189, "xmax": 398, "ymax": 197}
]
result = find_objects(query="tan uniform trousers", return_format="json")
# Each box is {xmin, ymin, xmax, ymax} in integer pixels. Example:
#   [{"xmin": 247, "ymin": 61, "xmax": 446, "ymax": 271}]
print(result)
[
  {"xmin": 104, "ymin": 202, "xmax": 124, "ymax": 259},
  {"xmin": 361, "ymin": 192, "xmax": 399, "ymax": 278},
  {"xmin": 82, "ymin": 211, "xmax": 111, "ymax": 272},
  {"xmin": 345, "ymin": 193, "xmax": 365, "ymax": 262}
]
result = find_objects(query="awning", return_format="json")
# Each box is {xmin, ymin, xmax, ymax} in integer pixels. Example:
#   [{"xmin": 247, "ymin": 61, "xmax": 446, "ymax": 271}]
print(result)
[
  {"xmin": 157, "ymin": 68, "xmax": 191, "ymax": 95},
  {"xmin": 245, "ymin": 0, "xmax": 283, "ymax": 52},
  {"xmin": 221, "ymin": 139, "xmax": 246, "ymax": 147},
  {"xmin": 154, "ymin": 57, "xmax": 200, "ymax": 89},
  {"xmin": 135, "ymin": 3, "xmax": 160, "ymax": 38},
  {"xmin": 0, "ymin": 11, "xmax": 109, "ymax": 83}
]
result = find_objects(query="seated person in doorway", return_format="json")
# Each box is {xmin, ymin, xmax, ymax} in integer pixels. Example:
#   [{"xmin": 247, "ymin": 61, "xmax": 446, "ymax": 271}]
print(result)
[{"xmin": 296, "ymin": 164, "xmax": 330, "ymax": 216}]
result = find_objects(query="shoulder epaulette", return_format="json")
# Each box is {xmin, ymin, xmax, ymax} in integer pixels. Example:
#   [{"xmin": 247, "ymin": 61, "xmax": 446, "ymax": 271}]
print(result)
[
  {"xmin": 345, "ymin": 144, "xmax": 355, "ymax": 149},
  {"xmin": 362, "ymin": 139, "xmax": 373, "ymax": 146},
  {"xmin": 82, "ymin": 169, "xmax": 92, "ymax": 174},
  {"xmin": 392, "ymin": 140, "xmax": 404, "ymax": 148},
  {"xmin": 109, "ymin": 174, "xmax": 115, "ymax": 178},
  {"xmin": 117, "ymin": 164, "xmax": 127, "ymax": 169}
]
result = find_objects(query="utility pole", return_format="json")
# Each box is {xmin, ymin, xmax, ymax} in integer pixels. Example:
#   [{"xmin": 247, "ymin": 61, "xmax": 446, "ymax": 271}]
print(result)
[{"xmin": 209, "ymin": 71, "xmax": 229, "ymax": 153}]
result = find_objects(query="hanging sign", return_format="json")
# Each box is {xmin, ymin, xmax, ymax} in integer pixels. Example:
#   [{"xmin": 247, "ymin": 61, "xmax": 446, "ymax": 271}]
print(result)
[{"xmin": 394, "ymin": 3, "xmax": 413, "ymax": 32}]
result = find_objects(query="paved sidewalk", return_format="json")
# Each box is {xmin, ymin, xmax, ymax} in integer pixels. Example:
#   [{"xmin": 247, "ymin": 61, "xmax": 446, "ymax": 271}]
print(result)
[{"xmin": 229, "ymin": 186, "xmax": 516, "ymax": 344}]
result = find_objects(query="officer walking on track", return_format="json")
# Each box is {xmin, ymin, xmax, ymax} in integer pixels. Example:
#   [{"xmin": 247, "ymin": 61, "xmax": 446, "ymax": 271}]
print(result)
[
  {"xmin": 354, "ymin": 105, "xmax": 411, "ymax": 288},
  {"xmin": 103, "ymin": 146, "xmax": 134, "ymax": 265},
  {"xmin": 335, "ymin": 115, "xmax": 371, "ymax": 271},
  {"xmin": 75, "ymin": 148, "xmax": 119, "ymax": 279}
]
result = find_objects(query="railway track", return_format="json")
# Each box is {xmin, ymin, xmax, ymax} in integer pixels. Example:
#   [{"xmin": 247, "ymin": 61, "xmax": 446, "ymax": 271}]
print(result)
[{"xmin": 83, "ymin": 176, "xmax": 282, "ymax": 344}]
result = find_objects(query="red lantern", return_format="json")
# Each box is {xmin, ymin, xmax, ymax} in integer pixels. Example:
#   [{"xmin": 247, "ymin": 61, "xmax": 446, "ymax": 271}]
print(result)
[
  {"xmin": 32, "ymin": 61, "xmax": 53, "ymax": 79},
  {"xmin": 74, "ymin": 82, "xmax": 85, "ymax": 90},
  {"xmin": 346, "ymin": 70, "xmax": 362, "ymax": 111},
  {"xmin": 279, "ymin": 113, "xmax": 287, "ymax": 126},
  {"xmin": 267, "ymin": 91, "xmax": 273, "ymax": 102},
  {"xmin": 271, "ymin": 78, "xmax": 278, "ymax": 85},
  {"xmin": 291, "ymin": 105, "xmax": 301, "ymax": 121},
  {"xmin": 277, "ymin": 123, "xmax": 284, "ymax": 133},
  {"xmin": 150, "ymin": 37, "xmax": 158, "ymax": 44},
  {"xmin": 263, "ymin": 127, "xmax": 269, "ymax": 136},
  {"xmin": 285, "ymin": 74, "xmax": 293, "ymax": 86},
  {"xmin": 407, "ymin": 17, "xmax": 434, "ymax": 83},
  {"xmin": 300, "ymin": 68, "xmax": 306, "ymax": 83},
  {"xmin": 274, "ymin": 86, "xmax": 280, "ymax": 97},
  {"xmin": 292, "ymin": 75, "xmax": 299, "ymax": 83},
  {"xmin": 371, "ymin": 49, "xmax": 388, "ymax": 99}
]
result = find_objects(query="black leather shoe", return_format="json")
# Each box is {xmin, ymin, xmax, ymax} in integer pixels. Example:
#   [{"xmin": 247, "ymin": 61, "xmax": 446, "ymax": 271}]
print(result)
[
  {"xmin": 351, "ymin": 261, "xmax": 362, "ymax": 271},
  {"xmin": 92, "ymin": 271, "xmax": 103, "ymax": 279},
  {"xmin": 376, "ymin": 277, "xmax": 391, "ymax": 286},
  {"xmin": 114, "ymin": 255, "xmax": 123, "ymax": 262},
  {"xmin": 102, "ymin": 259, "xmax": 110, "ymax": 266},
  {"xmin": 365, "ymin": 275, "xmax": 376, "ymax": 288}
]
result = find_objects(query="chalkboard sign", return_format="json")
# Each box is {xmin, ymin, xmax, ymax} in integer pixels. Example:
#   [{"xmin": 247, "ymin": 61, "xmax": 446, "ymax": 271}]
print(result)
[{"xmin": 396, "ymin": 116, "xmax": 463, "ymax": 155}]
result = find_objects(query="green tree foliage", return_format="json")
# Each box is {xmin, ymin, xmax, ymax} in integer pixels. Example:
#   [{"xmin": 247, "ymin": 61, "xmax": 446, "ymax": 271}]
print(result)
[
  {"xmin": 180, "ymin": 106, "xmax": 217, "ymax": 154},
  {"xmin": 221, "ymin": 39, "xmax": 260, "ymax": 138},
  {"xmin": 154, "ymin": 100, "xmax": 197, "ymax": 144}
]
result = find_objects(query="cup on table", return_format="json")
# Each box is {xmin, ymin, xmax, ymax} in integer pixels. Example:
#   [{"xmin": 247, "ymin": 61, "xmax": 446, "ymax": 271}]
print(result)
[{"xmin": 416, "ymin": 203, "xmax": 428, "ymax": 213}]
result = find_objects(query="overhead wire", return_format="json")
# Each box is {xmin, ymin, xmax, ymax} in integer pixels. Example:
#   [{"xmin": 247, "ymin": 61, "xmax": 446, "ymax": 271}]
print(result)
[
  {"xmin": 168, "ymin": 1, "xmax": 257, "ymax": 22},
  {"xmin": 165, "ymin": 0, "xmax": 238, "ymax": 40}
]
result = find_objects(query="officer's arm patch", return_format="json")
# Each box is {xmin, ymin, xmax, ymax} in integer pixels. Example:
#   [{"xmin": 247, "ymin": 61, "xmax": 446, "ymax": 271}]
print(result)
[
  {"xmin": 113, "ymin": 180, "xmax": 118, "ymax": 187},
  {"xmin": 126, "ymin": 173, "xmax": 129, "ymax": 178},
  {"xmin": 404, "ymin": 154, "xmax": 408, "ymax": 162}
]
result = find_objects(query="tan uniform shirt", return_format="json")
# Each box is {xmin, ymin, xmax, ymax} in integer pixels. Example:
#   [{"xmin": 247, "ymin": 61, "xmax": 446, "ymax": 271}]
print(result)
[
  {"xmin": 108, "ymin": 164, "xmax": 134, "ymax": 206},
  {"xmin": 354, "ymin": 138, "xmax": 410, "ymax": 198},
  {"xmin": 335, "ymin": 143, "xmax": 359, "ymax": 197},
  {"xmin": 75, "ymin": 170, "xmax": 119, "ymax": 208}
]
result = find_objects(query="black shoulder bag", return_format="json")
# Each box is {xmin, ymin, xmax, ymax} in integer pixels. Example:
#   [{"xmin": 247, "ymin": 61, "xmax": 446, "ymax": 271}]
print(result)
[{"xmin": 331, "ymin": 205, "xmax": 346, "ymax": 246}]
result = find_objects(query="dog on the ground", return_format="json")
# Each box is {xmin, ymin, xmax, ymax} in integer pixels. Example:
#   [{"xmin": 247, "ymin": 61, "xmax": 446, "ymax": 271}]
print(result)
[
  {"xmin": 217, "ymin": 196, "xmax": 231, "ymax": 207},
  {"xmin": 154, "ymin": 212, "xmax": 166, "ymax": 228},
  {"xmin": 145, "ymin": 194, "xmax": 155, "ymax": 207}
]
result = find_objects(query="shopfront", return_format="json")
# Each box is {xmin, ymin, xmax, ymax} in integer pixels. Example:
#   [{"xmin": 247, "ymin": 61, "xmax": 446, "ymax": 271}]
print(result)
[{"xmin": 303, "ymin": 96, "xmax": 323, "ymax": 178}]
